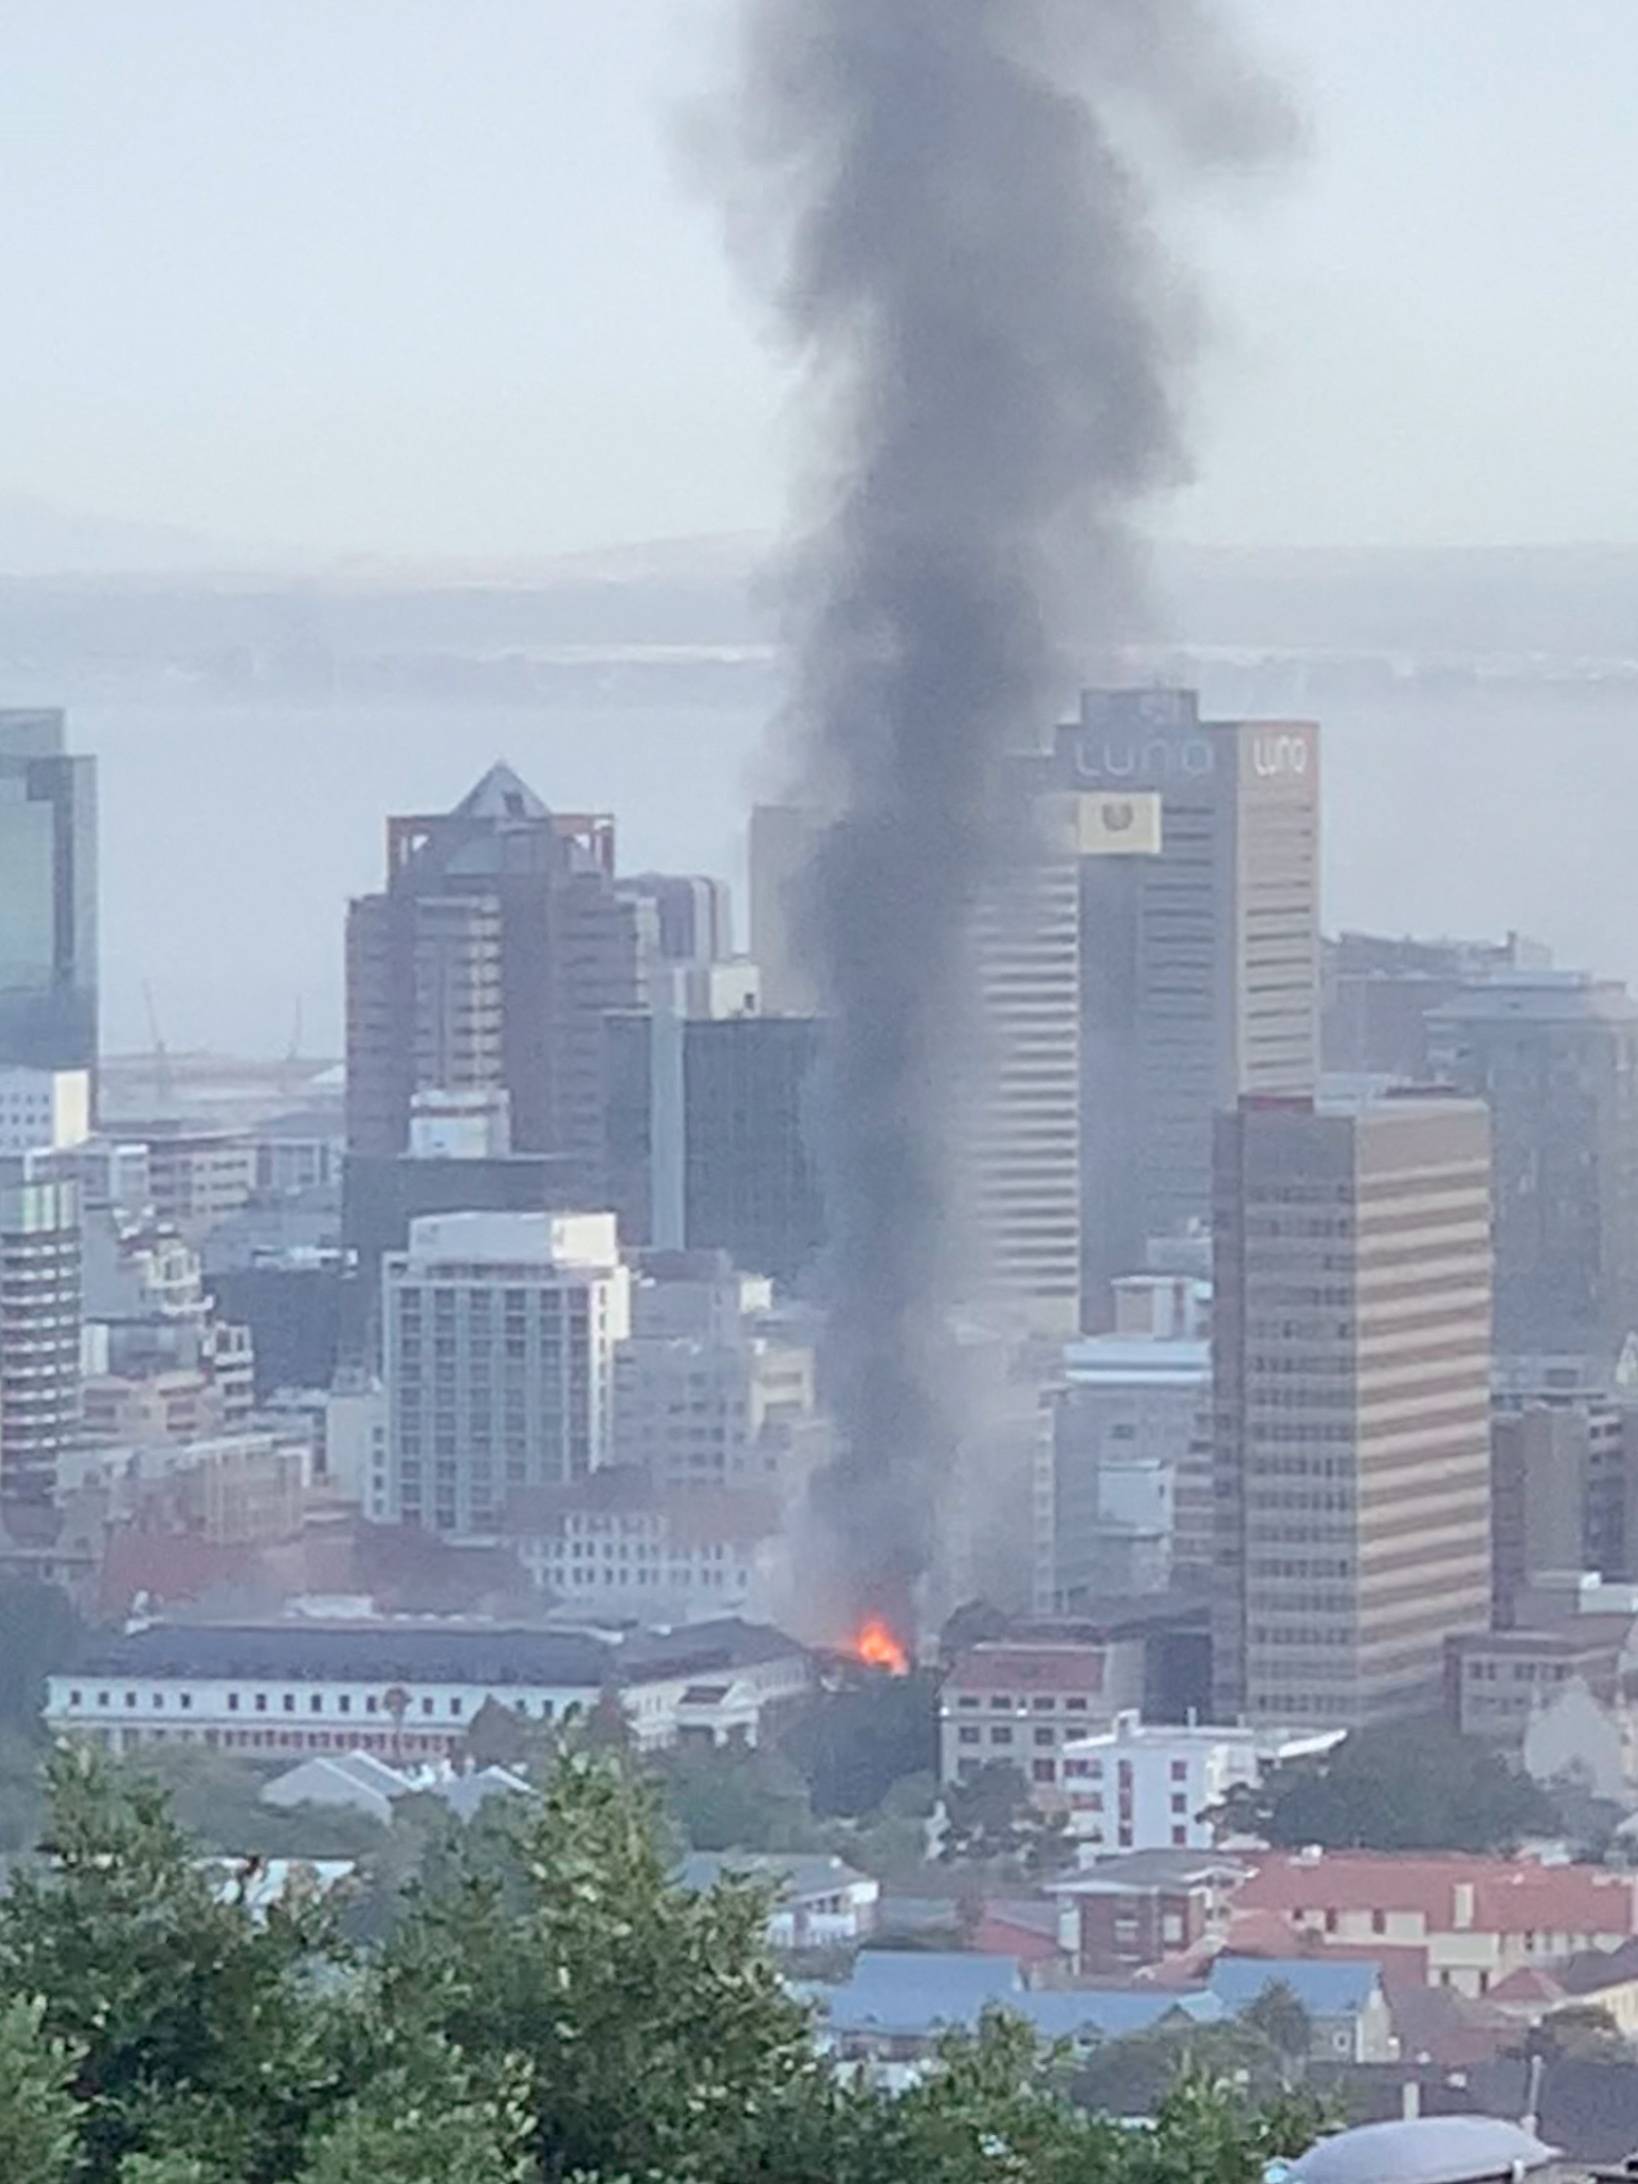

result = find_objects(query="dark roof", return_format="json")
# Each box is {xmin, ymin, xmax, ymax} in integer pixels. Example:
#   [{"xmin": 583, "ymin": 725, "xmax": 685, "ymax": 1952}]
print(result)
[
  {"xmin": 1559, "ymin": 1934, "xmax": 1638, "ymax": 1996},
  {"xmin": 74, "ymin": 1615, "xmax": 805, "ymax": 1692},
  {"xmin": 1471, "ymin": 2056, "xmax": 1638, "ymax": 2166},
  {"xmin": 622, "ymin": 1617, "xmax": 807, "ymax": 1679}
]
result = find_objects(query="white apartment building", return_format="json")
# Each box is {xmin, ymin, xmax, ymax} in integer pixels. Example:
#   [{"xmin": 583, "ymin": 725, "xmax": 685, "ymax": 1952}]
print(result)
[
  {"xmin": 1059, "ymin": 1711, "xmax": 1341, "ymax": 1854},
  {"xmin": 45, "ymin": 1617, "xmax": 811, "ymax": 1761},
  {"xmin": 384, "ymin": 1211, "xmax": 630, "ymax": 1535},
  {"xmin": 0, "ymin": 1066, "xmax": 90, "ymax": 1155},
  {"xmin": 1060, "ymin": 1712, "xmax": 1261, "ymax": 1854}
]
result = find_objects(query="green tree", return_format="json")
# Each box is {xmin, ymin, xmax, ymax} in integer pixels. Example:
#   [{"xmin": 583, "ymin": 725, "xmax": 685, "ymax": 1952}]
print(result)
[
  {"xmin": 1135, "ymin": 2070, "xmax": 1335, "ymax": 2184},
  {"xmin": 378, "ymin": 1748, "xmax": 822, "ymax": 2184},
  {"xmin": 565, "ymin": 1681, "xmax": 636, "ymax": 1756},
  {"xmin": 462, "ymin": 1696, "xmax": 535, "ymax": 1773},
  {"xmin": 0, "ymin": 1995, "xmax": 81, "ymax": 2182},
  {"xmin": 0, "ymin": 1735, "xmax": 1331, "ymax": 2184},
  {"xmin": 656, "ymin": 1741, "xmax": 823, "ymax": 1853},
  {"xmin": 1532, "ymin": 2002, "xmax": 1630, "ymax": 2063},
  {"xmin": 0, "ymin": 1579, "xmax": 81, "ymax": 1732},
  {"xmin": 1241, "ymin": 1979, "xmax": 1314, "ymax": 2075},
  {"xmin": 0, "ymin": 1745, "xmax": 343, "ymax": 2183},
  {"xmin": 293, "ymin": 2024, "xmax": 532, "ymax": 2184},
  {"xmin": 779, "ymin": 1669, "xmax": 939, "ymax": 1818},
  {"xmin": 1070, "ymin": 2018, "xmax": 1299, "ymax": 2119},
  {"xmin": 111, "ymin": 1745, "xmax": 386, "ymax": 1860},
  {"xmin": 938, "ymin": 1760, "xmax": 1075, "ymax": 1875},
  {"xmin": 0, "ymin": 1727, "xmax": 47, "ymax": 1850},
  {"xmin": 1217, "ymin": 1722, "xmax": 1555, "ymax": 1853}
]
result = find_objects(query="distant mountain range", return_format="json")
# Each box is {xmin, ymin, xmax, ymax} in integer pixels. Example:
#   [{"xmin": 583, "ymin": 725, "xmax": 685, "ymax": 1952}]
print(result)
[{"xmin": 5, "ymin": 494, "xmax": 1638, "ymax": 663}]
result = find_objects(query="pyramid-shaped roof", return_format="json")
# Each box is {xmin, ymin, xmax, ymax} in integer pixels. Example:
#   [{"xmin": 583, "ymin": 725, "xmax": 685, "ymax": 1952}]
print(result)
[{"xmin": 451, "ymin": 761, "xmax": 550, "ymax": 825}]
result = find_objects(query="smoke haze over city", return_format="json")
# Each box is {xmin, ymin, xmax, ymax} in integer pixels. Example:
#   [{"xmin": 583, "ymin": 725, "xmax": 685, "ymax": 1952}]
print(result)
[{"xmin": 11, "ymin": 15, "xmax": 1638, "ymax": 2173}]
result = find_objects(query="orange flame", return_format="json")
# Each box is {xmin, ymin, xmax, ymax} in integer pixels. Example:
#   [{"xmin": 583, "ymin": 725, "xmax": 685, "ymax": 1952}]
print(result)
[{"xmin": 854, "ymin": 1617, "xmax": 911, "ymax": 1675}]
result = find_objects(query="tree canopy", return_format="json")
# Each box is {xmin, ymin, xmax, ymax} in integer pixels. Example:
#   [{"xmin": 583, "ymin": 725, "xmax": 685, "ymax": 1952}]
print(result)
[
  {"xmin": 938, "ymin": 1758, "xmax": 1077, "ymax": 1875},
  {"xmin": 0, "ymin": 1740, "xmax": 1327, "ymax": 2183},
  {"xmin": 1216, "ymin": 1721, "xmax": 1557, "ymax": 1853}
]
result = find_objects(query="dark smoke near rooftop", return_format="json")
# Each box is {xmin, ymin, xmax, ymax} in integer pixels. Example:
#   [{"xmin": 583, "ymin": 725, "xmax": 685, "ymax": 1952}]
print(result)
[{"xmin": 722, "ymin": 0, "xmax": 1288, "ymax": 1633}]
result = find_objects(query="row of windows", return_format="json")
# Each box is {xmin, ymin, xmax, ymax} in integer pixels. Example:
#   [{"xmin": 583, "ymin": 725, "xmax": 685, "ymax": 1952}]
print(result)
[
  {"xmin": 955, "ymin": 1725, "xmax": 1062, "ymax": 1749},
  {"xmin": 950, "ymin": 1693, "xmax": 1091, "ymax": 1714},
  {"xmin": 62, "ymin": 1687, "xmax": 554, "ymax": 1721}
]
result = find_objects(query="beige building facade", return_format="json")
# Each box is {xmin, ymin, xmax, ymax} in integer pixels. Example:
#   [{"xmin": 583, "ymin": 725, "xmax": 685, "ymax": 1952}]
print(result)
[{"xmin": 1214, "ymin": 1093, "xmax": 1494, "ymax": 1727}]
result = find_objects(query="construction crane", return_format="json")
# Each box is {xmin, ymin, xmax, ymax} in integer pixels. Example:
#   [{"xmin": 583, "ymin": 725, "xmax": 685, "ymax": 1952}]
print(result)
[{"xmin": 142, "ymin": 981, "xmax": 174, "ymax": 1111}]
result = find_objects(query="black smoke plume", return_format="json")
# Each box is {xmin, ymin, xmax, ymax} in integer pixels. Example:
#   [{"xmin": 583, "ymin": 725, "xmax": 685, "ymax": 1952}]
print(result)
[{"xmin": 723, "ymin": 1, "xmax": 1287, "ymax": 1633}]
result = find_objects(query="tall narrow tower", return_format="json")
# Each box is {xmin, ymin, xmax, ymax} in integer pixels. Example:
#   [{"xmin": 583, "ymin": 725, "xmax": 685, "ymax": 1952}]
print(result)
[
  {"xmin": 1213, "ymin": 1093, "xmax": 1494, "ymax": 1728},
  {"xmin": 0, "ymin": 709, "xmax": 98, "ymax": 1077}
]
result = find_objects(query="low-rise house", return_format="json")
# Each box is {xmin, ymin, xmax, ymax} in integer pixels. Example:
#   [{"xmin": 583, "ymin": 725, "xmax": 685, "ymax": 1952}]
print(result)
[
  {"xmin": 259, "ymin": 1748, "xmax": 532, "ymax": 1827},
  {"xmin": 200, "ymin": 1856, "xmax": 356, "ymax": 1922},
  {"xmin": 1489, "ymin": 1935, "xmax": 1638, "ymax": 2037},
  {"xmin": 1048, "ymin": 1848, "xmax": 1251, "ymax": 1975},
  {"xmin": 678, "ymin": 1851, "xmax": 879, "ymax": 1949},
  {"xmin": 1204, "ymin": 1955, "xmax": 1396, "ymax": 2065},
  {"xmin": 805, "ymin": 1948, "xmax": 1223, "ymax": 2076},
  {"xmin": 1236, "ymin": 1850, "xmax": 1638, "ymax": 1998}
]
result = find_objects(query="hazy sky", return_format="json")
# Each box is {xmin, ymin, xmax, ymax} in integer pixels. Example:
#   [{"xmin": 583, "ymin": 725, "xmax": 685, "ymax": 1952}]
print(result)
[{"xmin": 4, "ymin": 0, "xmax": 1637, "ymax": 561}]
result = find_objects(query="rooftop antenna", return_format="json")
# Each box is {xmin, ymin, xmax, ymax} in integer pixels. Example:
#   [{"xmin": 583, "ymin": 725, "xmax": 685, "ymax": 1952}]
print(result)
[{"xmin": 282, "ymin": 995, "xmax": 304, "ymax": 1097}]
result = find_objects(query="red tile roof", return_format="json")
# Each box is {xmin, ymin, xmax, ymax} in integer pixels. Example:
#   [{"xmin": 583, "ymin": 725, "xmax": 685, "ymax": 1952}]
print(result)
[
  {"xmin": 945, "ymin": 1645, "xmax": 1107, "ymax": 1696},
  {"xmin": 1240, "ymin": 1852, "xmax": 1638, "ymax": 1939}
]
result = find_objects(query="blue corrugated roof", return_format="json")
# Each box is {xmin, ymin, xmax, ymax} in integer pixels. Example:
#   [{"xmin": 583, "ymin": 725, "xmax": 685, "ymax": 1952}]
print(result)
[
  {"xmin": 807, "ymin": 1951, "xmax": 1223, "ymax": 2042},
  {"xmin": 1208, "ymin": 1956, "xmax": 1381, "ymax": 2017}
]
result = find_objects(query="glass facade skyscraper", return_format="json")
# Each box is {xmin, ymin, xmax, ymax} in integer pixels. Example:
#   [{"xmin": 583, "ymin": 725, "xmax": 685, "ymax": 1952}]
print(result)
[{"xmin": 0, "ymin": 710, "xmax": 97, "ymax": 1073}]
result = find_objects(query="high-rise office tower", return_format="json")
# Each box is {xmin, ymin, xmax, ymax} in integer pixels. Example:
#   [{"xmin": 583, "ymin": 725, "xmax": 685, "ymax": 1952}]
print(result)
[
  {"xmin": 1427, "ymin": 974, "xmax": 1638, "ymax": 1367},
  {"xmin": 383, "ymin": 1210, "xmax": 630, "ymax": 1536},
  {"xmin": 0, "ymin": 710, "xmax": 97, "ymax": 1076},
  {"xmin": 1213, "ymin": 1093, "xmax": 1493, "ymax": 1728},
  {"xmin": 619, "ymin": 873, "xmax": 731, "ymax": 970},
  {"xmin": 0, "ymin": 1177, "xmax": 81, "ymax": 1501},
  {"xmin": 345, "ymin": 763, "xmax": 650, "ymax": 1192},
  {"xmin": 1045, "ymin": 690, "xmax": 1320, "ymax": 1322},
  {"xmin": 963, "ymin": 805, "xmax": 1089, "ymax": 1335},
  {"xmin": 748, "ymin": 803, "xmax": 822, "ymax": 1017},
  {"xmin": 605, "ymin": 1008, "xmax": 825, "ymax": 1288}
]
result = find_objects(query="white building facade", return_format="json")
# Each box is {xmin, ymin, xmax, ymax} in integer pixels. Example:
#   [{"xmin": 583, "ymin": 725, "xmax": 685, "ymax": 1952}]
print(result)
[
  {"xmin": 46, "ymin": 1618, "xmax": 811, "ymax": 1762},
  {"xmin": 1060, "ymin": 1712, "xmax": 1262, "ymax": 1853},
  {"xmin": 0, "ymin": 1066, "xmax": 90, "ymax": 1155}
]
